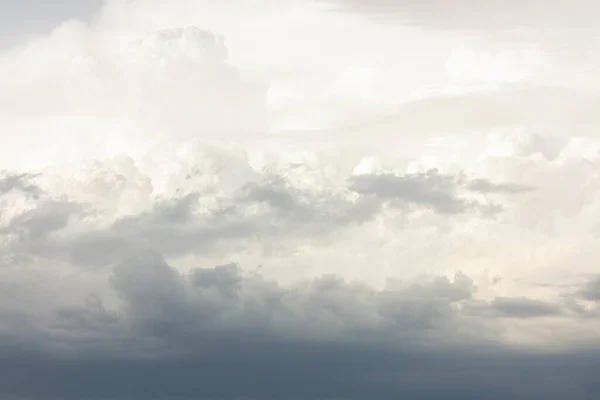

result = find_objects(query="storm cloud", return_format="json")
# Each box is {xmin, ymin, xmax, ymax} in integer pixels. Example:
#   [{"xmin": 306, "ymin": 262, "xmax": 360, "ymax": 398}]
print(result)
[{"xmin": 1, "ymin": 0, "xmax": 600, "ymax": 399}]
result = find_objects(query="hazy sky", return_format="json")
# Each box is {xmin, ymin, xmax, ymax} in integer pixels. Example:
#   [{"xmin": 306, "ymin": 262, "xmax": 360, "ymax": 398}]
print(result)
[
  {"xmin": 0, "ymin": 0, "xmax": 102, "ymax": 48},
  {"xmin": 1, "ymin": 1, "xmax": 600, "ymax": 399}
]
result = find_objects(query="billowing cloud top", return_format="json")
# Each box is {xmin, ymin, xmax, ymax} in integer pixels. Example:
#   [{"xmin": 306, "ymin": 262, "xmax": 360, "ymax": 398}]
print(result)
[{"xmin": 1, "ymin": 1, "xmax": 600, "ymax": 399}]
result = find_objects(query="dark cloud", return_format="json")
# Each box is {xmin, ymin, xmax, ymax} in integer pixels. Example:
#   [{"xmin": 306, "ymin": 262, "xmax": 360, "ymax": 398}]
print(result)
[
  {"xmin": 0, "ymin": 254, "xmax": 597, "ymax": 400},
  {"xmin": 488, "ymin": 296, "xmax": 563, "ymax": 318},
  {"xmin": 0, "ymin": 247, "xmax": 596, "ymax": 399},
  {"xmin": 1, "ymin": 339, "xmax": 598, "ymax": 400},
  {"xmin": 103, "ymin": 253, "xmax": 481, "ymax": 346},
  {"xmin": 0, "ymin": 252, "xmax": 484, "ymax": 359},
  {"xmin": 0, "ymin": 166, "xmax": 579, "ymax": 400},
  {"xmin": 579, "ymin": 275, "xmax": 600, "ymax": 302}
]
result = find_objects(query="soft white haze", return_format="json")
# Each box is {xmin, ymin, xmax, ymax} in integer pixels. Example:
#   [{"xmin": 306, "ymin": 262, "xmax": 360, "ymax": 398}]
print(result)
[{"xmin": 1, "ymin": 1, "xmax": 600, "ymax": 399}]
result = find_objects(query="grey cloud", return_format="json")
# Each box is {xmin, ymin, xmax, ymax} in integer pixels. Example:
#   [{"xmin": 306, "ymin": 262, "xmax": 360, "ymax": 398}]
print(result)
[
  {"xmin": 0, "ymin": 252, "xmax": 486, "ymax": 372},
  {"xmin": 109, "ymin": 252, "xmax": 194, "ymax": 340},
  {"xmin": 0, "ymin": 251, "xmax": 484, "ymax": 391},
  {"xmin": 488, "ymin": 296, "xmax": 563, "ymax": 318},
  {"xmin": 377, "ymin": 272, "xmax": 476, "ymax": 334},
  {"xmin": 113, "ymin": 192, "xmax": 203, "ymax": 228},
  {"xmin": 44, "ymin": 176, "xmax": 381, "ymax": 266},
  {"xmin": 349, "ymin": 169, "xmax": 517, "ymax": 215},
  {"xmin": 0, "ymin": 198, "xmax": 85, "ymax": 267},
  {"xmin": 1, "ymin": 341, "xmax": 598, "ymax": 400},
  {"xmin": 237, "ymin": 175, "xmax": 381, "ymax": 227},
  {"xmin": 579, "ymin": 275, "xmax": 600, "ymax": 302},
  {"xmin": 0, "ymin": 253, "xmax": 597, "ymax": 399},
  {"xmin": 191, "ymin": 262, "xmax": 242, "ymax": 296},
  {"xmin": 110, "ymin": 254, "xmax": 478, "ymax": 344},
  {"xmin": 3, "ymin": 190, "xmax": 258, "ymax": 267},
  {"xmin": 67, "ymin": 169, "xmax": 511, "ymax": 265},
  {"xmin": 1, "ymin": 168, "xmax": 527, "ymax": 268},
  {"xmin": 52, "ymin": 293, "xmax": 122, "ymax": 347},
  {"xmin": 102, "ymin": 193, "xmax": 265, "ymax": 260},
  {"xmin": 0, "ymin": 173, "xmax": 41, "ymax": 198},
  {"xmin": 3, "ymin": 200, "xmax": 82, "ymax": 240},
  {"xmin": 466, "ymin": 179, "xmax": 535, "ymax": 194},
  {"xmin": 350, "ymin": 169, "xmax": 468, "ymax": 214}
]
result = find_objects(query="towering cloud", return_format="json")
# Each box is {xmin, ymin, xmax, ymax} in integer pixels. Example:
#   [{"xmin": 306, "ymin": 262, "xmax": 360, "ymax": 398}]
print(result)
[{"xmin": 1, "ymin": 0, "xmax": 600, "ymax": 399}]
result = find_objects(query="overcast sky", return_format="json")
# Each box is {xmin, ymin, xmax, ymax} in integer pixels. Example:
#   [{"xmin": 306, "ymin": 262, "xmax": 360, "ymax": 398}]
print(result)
[{"xmin": 1, "ymin": 1, "xmax": 600, "ymax": 399}]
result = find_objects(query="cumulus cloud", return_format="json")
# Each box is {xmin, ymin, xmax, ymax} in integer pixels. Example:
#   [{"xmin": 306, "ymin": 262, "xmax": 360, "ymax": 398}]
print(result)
[
  {"xmin": 3, "ymin": 162, "xmax": 538, "ymax": 273},
  {"xmin": 2, "ymin": 138, "xmax": 600, "ymax": 400},
  {"xmin": 104, "ymin": 253, "xmax": 478, "ymax": 346},
  {"xmin": 2, "ymin": 1, "xmax": 600, "ymax": 399},
  {"xmin": 0, "ymin": 173, "xmax": 41, "ymax": 198},
  {"xmin": 0, "ymin": 24, "xmax": 268, "ymax": 170},
  {"xmin": 579, "ymin": 276, "xmax": 600, "ymax": 302},
  {"xmin": 0, "ymin": 249, "xmax": 597, "ymax": 399}
]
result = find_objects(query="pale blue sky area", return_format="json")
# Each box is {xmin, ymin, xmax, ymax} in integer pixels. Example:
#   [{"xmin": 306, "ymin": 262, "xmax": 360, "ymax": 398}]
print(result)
[{"xmin": 0, "ymin": 0, "xmax": 103, "ymax": 48}]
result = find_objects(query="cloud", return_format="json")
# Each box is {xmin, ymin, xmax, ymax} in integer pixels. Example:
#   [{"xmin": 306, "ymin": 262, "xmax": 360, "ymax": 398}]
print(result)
[
  {"xmin": 0, "ymin": 172, "xmax": 41, "ymax": 198},
  {"xmin": 0, "ymin": 251, "xmax": 597, "ymax": 399},
  {"xmin": 466, "ymin": 179, "xmax": 535, "ymax": 194},
  {"xmin": 579, "ymin": 276, "xmax": 600, "ymax": 302},
  {"xmin": 349, "ymin": 169, "xmax": 531, "ymax": 214},
  {"xmin": 350, "ymin": 169, "xmax": 470, "ymax": 213},
  {"xmin": 104, "ymin": 253, "xmax": 477, "ymax": 345},
  {"xmin": 332, "ymin": 86, "xmax": 600, "ymax": 138},
  {"xmin": 323, "ymin": 0, "xmax": 599, "ymax": 33},
  {"xmin": 0, "ymin": 24, "xmax": 268, "ymax": 169},
  {"xmin": 2, "ymin": 1, "xmax": 600, "ymax": 399},
  {"xmin": 3, "ymin": 199, "xmax": 82, "ymax": 240},
  {"xmin": 2, "ymin": 164, "xmax": 534, "ymax": 271},
  {"xmin": 487, "ymin": 297, "xmax": 563, "ymax": 318},
  {"xmin": 1, "ymin": 138, "xmax": 600, "ymax": 399},
  {"xmin": 2, "ymin": 339, "xmax": 597, "ymax": 400}
]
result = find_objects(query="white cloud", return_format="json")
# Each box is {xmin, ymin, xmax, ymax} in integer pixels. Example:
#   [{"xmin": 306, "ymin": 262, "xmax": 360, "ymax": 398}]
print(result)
[
  {"xmin": 324, "ymin": 0, "xmax": 599, "ymax": 34},
  {"xmin": 2, "ymin": 1, "xmax": 600, "ymax": 399},
  {"xmin": 0, "ymin": 22, "xmax": 267, "ymax": 170}
]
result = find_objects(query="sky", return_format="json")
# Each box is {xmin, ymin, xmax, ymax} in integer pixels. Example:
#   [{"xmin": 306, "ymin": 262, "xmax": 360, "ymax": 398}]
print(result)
[
  {"xmin": 0, "ymin": 0, "xmax": 102, "ymax": 48},
  {"xmin": 1, "ymin": 1, "xmax": 600, "ymax": 399}
]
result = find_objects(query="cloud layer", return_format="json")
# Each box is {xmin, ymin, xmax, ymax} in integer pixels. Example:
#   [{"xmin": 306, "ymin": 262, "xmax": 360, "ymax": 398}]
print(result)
[
  {"xmin": 2, "ymin": 0, "xmax": 600, "ymax": 399},
  {"xmin": 324, "ymin": 0, "xmax": 599, "ymax": 33}
]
